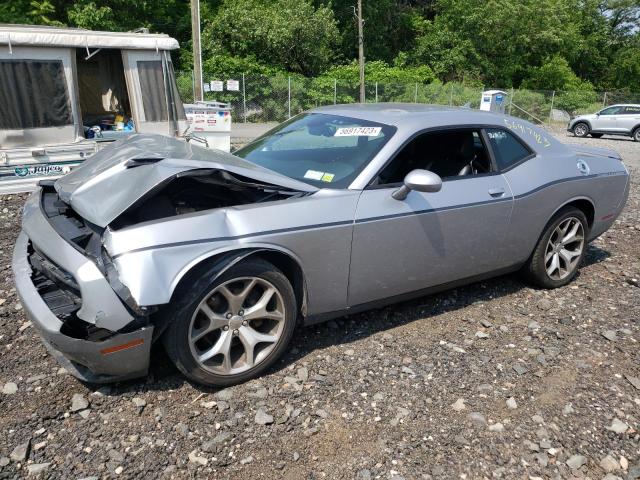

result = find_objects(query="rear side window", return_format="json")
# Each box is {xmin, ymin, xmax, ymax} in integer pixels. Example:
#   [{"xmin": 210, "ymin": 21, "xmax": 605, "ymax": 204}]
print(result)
[
  {"xmin": 623, "ymin": 106, "xmax": 640, "ymax": 114},
  {"xmin": 0, "ymin": 60, "xmax": 73, "ymax": 129},
  {"xmin": 485, "ymin": 128, "xmax": 532, "ymax": 171}
]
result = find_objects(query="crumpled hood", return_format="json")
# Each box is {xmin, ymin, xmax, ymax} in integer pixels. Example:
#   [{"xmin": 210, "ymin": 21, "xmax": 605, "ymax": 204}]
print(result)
[{"xmin": 55, "ymin": 134, "xmax": 316, "ymax": 227}]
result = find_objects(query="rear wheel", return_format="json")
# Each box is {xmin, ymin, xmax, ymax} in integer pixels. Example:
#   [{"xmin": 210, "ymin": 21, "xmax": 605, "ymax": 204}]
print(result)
[
  {"xmin": 163, "ymin": 259, "xmax": 297, "ymax": 387},
  {"xmin": 523, "ymin": 207, "xmax": 588, "ymax": 288},
  {"xmin": 590, "ymin": 133, "xmax": 603, "ymax": 138},
  {"xmin": 573, "ymin": 122, "xmax": 589, "ymax": 137},
  {"xmin": 633, "ymin": 127, "xmax": 640, "ymax": 142}
]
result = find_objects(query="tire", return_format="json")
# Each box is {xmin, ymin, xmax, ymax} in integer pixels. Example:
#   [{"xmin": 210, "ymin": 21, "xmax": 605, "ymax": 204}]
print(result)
[
  {"xmin": 590, "ymin": 133, "xmax": 603, "ymax": 138},
  {"xmin": 522, "ymin": 206, "xmax": 589, "ymax": 289},
  {"xmin": 572, "ymin": 122, "xmax": 589, "ymax": 137},
  {"xmin": 163, "ymin": 258, "xmax": 297, "ymax": 387},
  {"xmin": 633, "ymin": 128, "xmax": 640, "ymax": 142}
]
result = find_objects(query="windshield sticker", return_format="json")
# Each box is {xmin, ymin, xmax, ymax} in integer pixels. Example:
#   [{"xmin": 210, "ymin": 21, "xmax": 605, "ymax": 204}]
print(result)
[
  {"xmin": 304, "ymin": 170, "xmax": 325, "ymax": 180},
  {"xmin": 303, "ymin": 170, "xmax": 335, "ymax": 182},
  {"xmin": 503, "ymin": 118, "xmax": 551, "ymax": 148},
  {"xmin": 321, "ymin": 173, "xmax": 335, "ymax": 183},
  {"xmin": 334, "ymin": 126, "xmax": 382, "ymax": 137}
]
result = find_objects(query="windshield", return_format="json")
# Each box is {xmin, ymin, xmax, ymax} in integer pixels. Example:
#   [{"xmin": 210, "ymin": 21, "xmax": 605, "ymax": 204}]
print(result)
[{"xmin": 234, "ymin": 113, "xmax": 396, "ymax": 188}]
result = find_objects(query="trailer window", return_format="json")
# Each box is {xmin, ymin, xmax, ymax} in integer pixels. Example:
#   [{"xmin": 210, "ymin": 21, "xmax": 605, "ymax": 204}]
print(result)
[
  {"xmin": 137, "ymin": 61, "xmax": 168, "ymax": 122},
  {"xmin": 0, "ymin": 60, "xmax": 72, "ymax": 129}
]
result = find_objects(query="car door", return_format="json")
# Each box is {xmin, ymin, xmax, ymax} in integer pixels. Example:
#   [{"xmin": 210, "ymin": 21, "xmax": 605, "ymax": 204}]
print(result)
[
  {"xmin": 619, "ymin": 106, "xmax": 640, "ymax": 133},
  {"xmin": 595, "ymin": 106, "xmax": 624, "ymax": 132},
  {"xmin": 347, "ymin": 128, "xmax": 514, "ymax": 307}
]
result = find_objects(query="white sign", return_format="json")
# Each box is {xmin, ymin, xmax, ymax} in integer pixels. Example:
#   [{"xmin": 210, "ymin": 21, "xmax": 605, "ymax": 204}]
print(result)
[
  {"xmin": 203, "ymin": 82, "xmax": 211, "ymax": 92},
  {"xmin": 334, "ymin": 126, "xmax": 382, "ymax": 137},
  {"xmin": 210, "ymin": 80, "xmax": 223, "ymax": 92},
  {"xmin": 226, "ymin": 80, "xmax": 240, "ymax": 91}
]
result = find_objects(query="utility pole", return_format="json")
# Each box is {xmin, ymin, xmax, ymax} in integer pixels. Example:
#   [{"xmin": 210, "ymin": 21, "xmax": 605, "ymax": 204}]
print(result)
[
  {"xmin": 191, "ymin": 0, "xmax": 203, "ymax": 102},
  {"xmin": 356, "ymin": 0, "xmax": 365, "ymax": 103}
]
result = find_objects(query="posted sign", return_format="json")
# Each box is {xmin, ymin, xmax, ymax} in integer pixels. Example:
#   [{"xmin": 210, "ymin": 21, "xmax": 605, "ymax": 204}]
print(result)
[{"xmin": 226, "ymin": 80, "xmax": 240, "ymax": 91}]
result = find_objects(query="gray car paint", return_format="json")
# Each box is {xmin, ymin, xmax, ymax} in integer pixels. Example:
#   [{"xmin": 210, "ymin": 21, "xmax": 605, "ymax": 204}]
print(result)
[
  {"xmin": 103, "ymin": 106, "xmax": 626, "ymax": 313},
  {"xmin": 13, "ymin": 233, "xmax": 153, "ymax": 381},
  {"xmin": 20, "ymin": 191, "xmax": 133, "ymax": 330},
  {"xmin": 13, "ymin": 103, "xmax": 630, "ymax": 382}
]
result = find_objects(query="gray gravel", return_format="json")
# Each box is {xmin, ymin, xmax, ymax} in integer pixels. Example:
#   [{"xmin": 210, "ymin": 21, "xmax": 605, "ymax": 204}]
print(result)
[{"xmin": 0, "ymin": 130, "xmax": 639, "ymax": 479}]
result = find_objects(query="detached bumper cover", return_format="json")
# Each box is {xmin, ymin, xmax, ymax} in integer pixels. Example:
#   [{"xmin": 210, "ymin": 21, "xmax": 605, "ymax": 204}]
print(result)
[{"xmin": 12, "ymin": 196, "xmax": 154, "ymax": 383}]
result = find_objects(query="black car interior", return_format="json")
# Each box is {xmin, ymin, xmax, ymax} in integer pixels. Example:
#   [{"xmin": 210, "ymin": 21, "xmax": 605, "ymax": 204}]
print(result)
[{"xmin": 375, "ymin": 129, "xmax": 492, "ymax": 185}]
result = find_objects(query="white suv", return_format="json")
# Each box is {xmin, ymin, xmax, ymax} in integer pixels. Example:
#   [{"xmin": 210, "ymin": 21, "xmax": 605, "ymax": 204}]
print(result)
[{"xmin": 568, "ymin": 104, "xmax": 640, "ymax": 141}]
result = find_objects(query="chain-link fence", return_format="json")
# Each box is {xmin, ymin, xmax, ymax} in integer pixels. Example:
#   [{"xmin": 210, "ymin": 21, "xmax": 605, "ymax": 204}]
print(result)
[{"xmin": 176, "ymin": 73, "xmax": 640, "ymax": 128}]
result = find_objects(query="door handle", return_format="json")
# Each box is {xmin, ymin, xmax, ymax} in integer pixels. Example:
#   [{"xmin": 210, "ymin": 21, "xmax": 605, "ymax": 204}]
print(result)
[{"xmin": 488, "ymin": 187, "xmax": 505, "ymax": 197}]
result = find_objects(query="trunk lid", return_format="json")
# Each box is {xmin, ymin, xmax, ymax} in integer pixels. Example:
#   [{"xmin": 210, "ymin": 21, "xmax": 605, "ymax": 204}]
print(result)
[
  {"xmin": 54, "ymin": 134, "xmax": 316, "ymax": 227},
  {"xmin": 569, "ymin": 144, "xmax": 621, "ymax": 160}
]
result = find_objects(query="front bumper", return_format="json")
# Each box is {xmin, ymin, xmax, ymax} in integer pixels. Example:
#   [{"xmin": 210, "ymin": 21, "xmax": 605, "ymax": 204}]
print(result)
[{"xmin": 12, "ymin": 192, "xmax": 153, "ymax": 383}]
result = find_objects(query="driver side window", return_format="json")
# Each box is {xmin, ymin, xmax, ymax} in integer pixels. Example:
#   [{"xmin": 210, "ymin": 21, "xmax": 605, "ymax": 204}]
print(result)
[
  {"xmin": 374, "ymin": 129, "xmax": 492, "ymax": 185},
  {"xmin": 600, "ymin": 106, "xmax": 623, "ymax": 115}
]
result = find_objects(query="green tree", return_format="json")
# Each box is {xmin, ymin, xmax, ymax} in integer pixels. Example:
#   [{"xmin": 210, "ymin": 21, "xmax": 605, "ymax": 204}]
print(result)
[
  {"xmin": 409, "ymin": 0, "xmax": 582, "ymax": 86},
  {"xmin": 608, "ymin": 44, "xmax": 640, "ymax": 92},
  {"xmin": 67, "ymin": 2, "xmax": 118, "ymax": 30},
  {"xmin": 203, "ymin": 0, "xmax": 340, "ymax": 76},
  {"xmin": 315, "ymin": 0, "xmax": 432, "ymax": 64},
  {"xmin": 0, "ymin": 0, "xmax": 61, "ymax": 25},
  {"xmin": 522, "ymin": 56, "xmax": 590, "ymax": 91}
]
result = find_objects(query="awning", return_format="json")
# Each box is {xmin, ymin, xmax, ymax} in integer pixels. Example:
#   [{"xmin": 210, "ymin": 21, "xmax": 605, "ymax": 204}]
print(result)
[{"xmin": 0, "ymin": 25, "xmax": 179, "ymax": 51}]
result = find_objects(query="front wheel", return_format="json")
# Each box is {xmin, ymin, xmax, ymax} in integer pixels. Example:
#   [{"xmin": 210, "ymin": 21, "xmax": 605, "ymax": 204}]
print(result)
[
  {"xmin": 163, "ymin": 258, "xmax": 297, "ymax": 387},
  {"xmin": 633, "ymin": 128, "xmax": 640, "ymax": 142},
  {"xmin": 572, "ymin": 122, "xmax": 589, "ymax": 137},
  {"xmin": 522, "ymin": 207, "xmax": 588, "ymax": 289}
]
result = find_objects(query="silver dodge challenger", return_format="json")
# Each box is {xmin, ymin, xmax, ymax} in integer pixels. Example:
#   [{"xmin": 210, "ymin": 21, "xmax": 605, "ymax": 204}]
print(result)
[{"xmin": 12, "ymin": 104, "xmax": 630, "ymax": 387}]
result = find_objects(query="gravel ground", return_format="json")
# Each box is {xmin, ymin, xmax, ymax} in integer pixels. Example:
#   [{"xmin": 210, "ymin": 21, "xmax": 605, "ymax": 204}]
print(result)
[{"xmin": 0, "ymin": 130, "xmax": 639, "ymax": 480}]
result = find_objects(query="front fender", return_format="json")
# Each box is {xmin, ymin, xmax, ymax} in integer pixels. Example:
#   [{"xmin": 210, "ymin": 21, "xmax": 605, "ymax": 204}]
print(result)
[
  {"xmin": 570, "ymin": 118, "xmax": 592, "ymax": 130},
  {"xmin": 112, "ymin": 242, "xmax": 307, "ymax": 308}
]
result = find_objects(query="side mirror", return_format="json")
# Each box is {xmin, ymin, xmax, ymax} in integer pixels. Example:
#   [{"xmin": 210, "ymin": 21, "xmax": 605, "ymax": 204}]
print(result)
[{"xmin": 392, "ymin": 169, "xmax": 442, "ymax": 201}]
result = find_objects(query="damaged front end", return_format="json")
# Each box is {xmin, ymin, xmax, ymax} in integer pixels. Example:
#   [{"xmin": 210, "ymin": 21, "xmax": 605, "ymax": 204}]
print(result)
[
  {"xmin": 13, "ymin": 186, "xmax": 154, "ymax": 383},
  {"xmin": 12, "ymin": 134, "xmax": 314, "ymax": 383}
]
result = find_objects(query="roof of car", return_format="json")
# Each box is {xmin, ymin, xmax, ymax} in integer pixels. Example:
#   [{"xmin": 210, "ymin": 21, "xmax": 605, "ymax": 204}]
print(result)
[{"xmin": 312, "ymin": 103, "xmax": 509, "ymax": 129}]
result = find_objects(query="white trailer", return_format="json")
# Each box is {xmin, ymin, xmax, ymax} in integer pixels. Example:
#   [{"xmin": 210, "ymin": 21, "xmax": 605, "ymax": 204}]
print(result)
[{"xmin": 0, "ymin": 25, "xmax": 187, "ymax": 193}]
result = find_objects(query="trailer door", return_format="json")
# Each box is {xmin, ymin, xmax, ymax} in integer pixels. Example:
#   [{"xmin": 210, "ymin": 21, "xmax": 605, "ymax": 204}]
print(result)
[{"xmin": 122, "ymin": 50, "xmax": 185, "ymax": 136}]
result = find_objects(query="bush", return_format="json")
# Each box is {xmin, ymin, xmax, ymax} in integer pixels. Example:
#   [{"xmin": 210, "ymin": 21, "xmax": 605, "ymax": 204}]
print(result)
[
  {"xmin": 555, "ymin": 89, "xmax": 599, "ymax": 116},
  {"xmin": 510, "ymin": 90, "xmax": 550, "ymax": 123}
]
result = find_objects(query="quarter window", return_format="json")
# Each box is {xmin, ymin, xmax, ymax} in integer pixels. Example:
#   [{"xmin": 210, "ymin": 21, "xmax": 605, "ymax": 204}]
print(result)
[
  {"xmin": 0, "ymin": 60, "xmax": 73, "ymax": 129},
  {"xmin": 485, "ymin": 128, "xmax": 531, "ymax": 171},
  {"xmin": 623, "ymin": 106, "xmax": 640, "ymax": 114}
]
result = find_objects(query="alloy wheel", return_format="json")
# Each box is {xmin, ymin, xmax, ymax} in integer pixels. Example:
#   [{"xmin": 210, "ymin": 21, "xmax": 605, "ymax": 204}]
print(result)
[
  {"xmin": 188, "ymin": 277, "xmax": 286, "ymax": 375},
  {"xmin": 573, "ymin": 124, "xmax": 588, "ymax": 137},
  {"xmin": 544, "ymin": 217, "xmax": 585, "ymax": 281}
]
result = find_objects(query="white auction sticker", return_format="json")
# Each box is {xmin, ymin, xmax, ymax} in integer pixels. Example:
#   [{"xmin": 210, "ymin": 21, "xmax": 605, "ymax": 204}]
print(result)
[
  {"xmin": 334, "ymin": 126, "xmax": 382, "ymax": 137},
  {"xmin": 304, "ymin": 170, "xmax": 324, "ymax": 180}
]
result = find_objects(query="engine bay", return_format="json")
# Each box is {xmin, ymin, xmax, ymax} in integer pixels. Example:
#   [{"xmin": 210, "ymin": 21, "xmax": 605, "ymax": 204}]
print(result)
[{"xmin": 110, "ymin": 169, "xmax": 303, "ymax": 229}]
